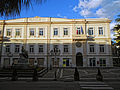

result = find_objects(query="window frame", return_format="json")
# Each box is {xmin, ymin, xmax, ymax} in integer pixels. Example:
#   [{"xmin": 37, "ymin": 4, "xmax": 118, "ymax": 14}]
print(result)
[
  {"xmin": 6, "ymin": 29, "xmax": 12, "ymax": 36},
  {"xmin": 39, "ymin": 28, "xmax": 44, "ymax": 36},
  {"xmin": 29, "ymin": 28, "xmax": 35, "ymax": 36},
  {"xmin": 88, "ymin": 27, "xmax": 93, "ymax": 35},
  {"xmin": 64, "ymin": 45, "xmax": 69, "ymax": 52},
  {"xmin": 29, "ymin": 45, "xmax": 34, "ymax": 53},
  {"xmin": 53, "ymin": 28, "xmax": 58, "ymax": 36},
  {"xmin": 64, "ymin": 28, "xmax": 68, "ymax": 35},
  {"xmin": 99, "ymin": 27, "xmax": 103, "ymax": 35}
]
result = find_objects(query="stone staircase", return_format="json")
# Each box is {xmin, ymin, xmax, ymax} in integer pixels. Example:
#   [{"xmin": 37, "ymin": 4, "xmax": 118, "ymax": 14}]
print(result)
[{"xmin": 79, "ymin": 81, "xmax": 114, "ymax": 90}]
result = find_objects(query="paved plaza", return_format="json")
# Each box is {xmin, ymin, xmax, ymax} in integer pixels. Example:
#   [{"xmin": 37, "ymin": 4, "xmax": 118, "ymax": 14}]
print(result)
[{"xmin": 0, "ymin": 67, "xmax": 120, "ymax": 90}]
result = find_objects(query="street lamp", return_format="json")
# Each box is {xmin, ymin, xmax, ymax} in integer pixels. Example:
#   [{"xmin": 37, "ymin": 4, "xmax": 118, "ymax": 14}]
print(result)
[
  {"xmin": 49, "ymin": 47, "xmax": 60, "ymax": 80},
  {"xmin": 116, "ymin": 46, "xmax": 120, "ymax": 67},
  {"xmin": 7, "ymin": 52, "xmax": 13, "ymax": 68}
]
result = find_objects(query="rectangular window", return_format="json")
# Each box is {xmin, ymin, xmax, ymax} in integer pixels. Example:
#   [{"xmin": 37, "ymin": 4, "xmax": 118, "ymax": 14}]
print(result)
[
  {"xmin": 15, "ymin": 45, "xmax": 20, "ymax": 53},
  {"xmin": 39, "ymin": 45, "xmax": 43, "ymax": 53},
  {"xmin": 0, "ymin": 30, "xmax": 1, "ymax": 35},
  {"xmin": 30, "ymin": 28, "xmax": 35, "ymax": 36},
  {"xmin": 54, "ymin": 28, "xmax": 58, "ymax": 35},
  {"xmin": 64, "ymin": 28, "xmax": 68, "ymax": 35},
  {"xmin": 5, "ymin": 44, "xmax": 10, "ymax": 53},
  {"xmin": 6, "ymin": 29, "xmax": 11, "ymax": 36},
  {"xmin": 99, "ymin": 45, "xmax": 104, "ymax": 52},
  {"xmin": 89, "ymin": 45, "xmax": 94, "ymax": 53},
  {"xmin": 53, "ymin": 45, "xmax": 58, "ymax": 52},
  {"xmin": 29, "ymin": 45, "xmax": 34, "ymax": 53},
  {"xmin": 64, "ymin": 45, "xmax": 69, "ymax": 52},
  {"xmin": 99, "ymin": 27, "xmax": 103, "ymax": 35},
  {"xmin": 39, "ymin": 28, "xmax": 43, "ymax": 36},
  {"xmin": 99, "ymin": 58, "xmax": 106, "ymax": 66},
  {"xmin": 15, "ymin": 29, "xmax": 21, "ymax": 36},
  {"xmin": 76, "ymin": 28, "xmax": 81, "ymax": 35},
  {"xmin": 89, "ymin": 58, "xmax": 96, "ymax": 66},
  {"xmin": 88, "ymin": 28, "xmax": 93, "ymax": 35}
]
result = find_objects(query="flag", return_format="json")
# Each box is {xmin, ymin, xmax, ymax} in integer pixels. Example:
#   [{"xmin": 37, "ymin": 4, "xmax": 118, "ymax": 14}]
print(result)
[{"xmin": 81, "ymin": 26, "xmax": 84, "ymax": 34}]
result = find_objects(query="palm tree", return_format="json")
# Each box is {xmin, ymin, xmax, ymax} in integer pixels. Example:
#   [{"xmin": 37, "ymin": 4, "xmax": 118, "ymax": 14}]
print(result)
[{"xmin": 0, "ymin": 0, "xmax": 46, "ymax": 17}]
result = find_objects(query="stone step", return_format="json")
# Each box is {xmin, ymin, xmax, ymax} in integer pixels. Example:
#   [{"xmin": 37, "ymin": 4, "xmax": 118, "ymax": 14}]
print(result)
[{"xmin": 79, "ymin": 82, "xmax": 114, "ymax": 90}]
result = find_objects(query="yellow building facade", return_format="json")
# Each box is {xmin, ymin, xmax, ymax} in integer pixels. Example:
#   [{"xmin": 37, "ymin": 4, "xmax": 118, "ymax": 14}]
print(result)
[{"xmin": 0, "ymin": 17, "xmax": 112, "ymax": 68}]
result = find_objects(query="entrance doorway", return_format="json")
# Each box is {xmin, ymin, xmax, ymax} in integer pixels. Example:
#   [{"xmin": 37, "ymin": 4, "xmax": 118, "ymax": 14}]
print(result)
[{"xmin": 76, "ymin": 52, "xmax": 83, "ymax": 66}]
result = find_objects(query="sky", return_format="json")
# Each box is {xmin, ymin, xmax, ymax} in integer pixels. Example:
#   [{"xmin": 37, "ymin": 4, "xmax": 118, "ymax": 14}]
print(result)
[{"xmin": 0, "ymin": 0, "xmax": 120, "ymax": 39}]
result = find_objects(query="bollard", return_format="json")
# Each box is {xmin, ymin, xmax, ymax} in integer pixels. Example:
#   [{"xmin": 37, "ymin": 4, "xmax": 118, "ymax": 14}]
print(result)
[
  {"xmin": 32, "ymin": 68, "xmax": 38, "ymax": 81},
  {"xmin": 74, "ymin": 67, "xmax": 79, "ymax": 81},
  {"xmin": 96, "ymin": 68, "xmax": 103, "ymax": 81},
  {"xmin": 11, "ymin": 68, "xmax": 18, "ymax": 81}
]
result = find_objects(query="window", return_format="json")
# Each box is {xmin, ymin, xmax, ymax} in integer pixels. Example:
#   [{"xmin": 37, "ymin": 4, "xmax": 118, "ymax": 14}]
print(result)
[
  {"xmin": 89, "ymin": 45, "xmax": 94, "ymax": 53},
  {"xmin": 0, "ymin": 30, "xmax": 1, "ymax": 35},
  {"xmin": 54, "ymin": 28, "xmax": 58, "ymax": 35},
  {"xmin": 99, "ymin": 27, "xmax": 103, "ymax": 35},
  {"xmin": 30, "ymin": 28, "xmax": 35, "ymax": 36},
  {"xmin": 29, "ymin": 45, "xmax": 34, "ymax": 53},
  {"xmin": 15, "ymin": 29, "xmax": 21, "ymax": 36},
  {"xmin": 99, "ymin": 58, "xmax": 106, "ymax": 66},
  {"xmin": 88, "ymin": 28, "xmax": 93, "ymax": 35},
  {"xmin": 89, "ymin": 58, "xmax": 96, "ymax": 66},
  {"xmin": 39, "ymin": 28, "xmax": 43, "ymax": 36},
  {"xmin": 53, "ymin": 45, "xmax": 59, "ymax": 52},
  {"xmin": 39, "ymin": 45, "xmax": 43, "ymax": 53},
  {"xmin": 99, "ymin": 45, "xmax": 105, "ymax": 52},
  {"xmin": 6, "ymin": 29, "xmax": 11, "ymax": 36},
  {"xmin": 15, "ymin": 45, "xmax": 20, "ymax": 53},
  {"xmin": 64, "ymin": 45, "xmax": 69, "ymax": 52},
  {"xmin": 76, "ymin": 28, "xmax": 81, "ymax": 35},
  {"xmin": 5, "ymin": 44, "xmax": 10, "ymax": 53},
  {"xmin": 64, "ymin": 28, "xmax": 68, "ymax": 35}
]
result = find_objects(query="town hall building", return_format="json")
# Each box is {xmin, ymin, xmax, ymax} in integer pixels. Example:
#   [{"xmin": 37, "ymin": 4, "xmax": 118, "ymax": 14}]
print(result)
[{"xmin": 0, "ymin": 16, "xmax": 112, "ymax": 68}]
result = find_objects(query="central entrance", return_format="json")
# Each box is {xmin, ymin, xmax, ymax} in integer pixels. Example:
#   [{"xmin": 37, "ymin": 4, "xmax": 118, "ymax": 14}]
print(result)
[{"xmin": 76, "ymin": 52, "xmax": 83, "ymax": 66}]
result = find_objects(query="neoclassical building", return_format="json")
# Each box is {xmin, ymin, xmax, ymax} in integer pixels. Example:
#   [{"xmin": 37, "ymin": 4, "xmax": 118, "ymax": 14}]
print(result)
[{"xmin": 0, "ymin": 16, "xmax": 112, "ymax": 68}]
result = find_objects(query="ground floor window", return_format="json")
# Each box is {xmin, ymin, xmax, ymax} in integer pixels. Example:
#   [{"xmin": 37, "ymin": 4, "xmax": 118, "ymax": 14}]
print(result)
[
  {"xmin": 37, "ymin": 58, "xmax": 44, "ymax": 66},
  {"xmin": 29, "ymin": 58, "xmax": 34, "ymax": 66},
  {"xmin": 13, "ymin": 58, "xmax": 19, "ymax": 64},
  {"xmin": 89, "ymin": 58, "xmax": 96, "ymax": 67},
  {"xmin": 3, "ymin": 58, "xmax": 10, "ymax": 68},
  {"xmin": 51, "ymin": 58, "xmax": 59, "ymax": 67},
  {"xmin": 99, "ymin": 58, "xmax": 106, "ymax": 67},
  {"xmin": 113, "ymin": 58, "xmax": 120, "ymax": 67},
  {"xmin": 63, "ymin": 58, "xmax": 69, "ymax": 67}
]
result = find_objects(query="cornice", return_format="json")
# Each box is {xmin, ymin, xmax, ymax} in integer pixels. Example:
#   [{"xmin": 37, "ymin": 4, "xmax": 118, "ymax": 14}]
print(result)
[{"xmin": 0, "ymin": 20, "xmax": 111, "ymax": 25}]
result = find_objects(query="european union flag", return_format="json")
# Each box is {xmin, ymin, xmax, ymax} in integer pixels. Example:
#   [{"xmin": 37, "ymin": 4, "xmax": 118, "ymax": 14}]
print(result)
[{"xmin": 81, "ymin": 26, "xmax": 84, "ymax": 34}]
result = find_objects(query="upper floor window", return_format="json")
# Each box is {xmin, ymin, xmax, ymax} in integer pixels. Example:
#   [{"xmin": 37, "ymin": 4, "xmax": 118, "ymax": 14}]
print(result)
[
  {"xmin": 29, "ymin": 45, "xmax": 34, "ymax": 53},
  {"xmin": 39, "ymin": 28, "xmax": 43, "ymax": 36},
  {"xmin": 64, "ymin": 28, "xmax": 68, "ymax": 35},
  {"xmin": 6, "ymin": 29, "xmax": 11, "ymax": 36},
  {"xmin": 88, "ymin": 27, "xmax": 93, "ymax": 35},
  {"xmin": 99, "ymin": 58, "xmax": 106, "ymax": 66},
  {"xmin": 0, "ymin": 30, "xmax": 2, "ymax": 35},
  {"xmin": 15, "ymin": 29, "xmax": 21, "ymax": 36},
  {"xmin": 5, "ymin": 44, "xmax": 10, "ymax": 53},
  {"xmin": 53, "ymin": 45, "xmax": 59, "ymax": 52},
  {"xmin": 99, "ymin": 45, "xmax": 105, "ymax": 53},
  {"xmin": 39, "ymin": 45, "xmax": 43, "ymax": 53},
  {"xmin": 15, "ymin": 45, "xmax": 20, "ymax": 53},
  {"xmin": 99, "ymin": 27, "xmax": 103, "ymax": 35},
  {"xmin": 64, "ymin": 45, "xmax": 69, "ymax": 52},
  {"xmin": 30, "ymin": 28, "xmax": 35, "ymax": 36},
  {"xmin": 89, "ymin": 45, "xmax": 94, "ymax": 53},
  {"xmin": 54, "ymin": 28, "xmax": 58, "ymax": 35}
]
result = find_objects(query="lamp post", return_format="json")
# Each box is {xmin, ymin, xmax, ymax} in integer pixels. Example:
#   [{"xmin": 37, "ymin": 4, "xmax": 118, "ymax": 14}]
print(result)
[
  {"xmin": 7, "ymin": 52, "xmax": 13, "ymax": 68},
  {"xmin": 49, "ymin": 47, "xmax": 60, "ymax": 80},
  {"xmin": 116, "ymin": 46, "xmax": 120, "ymax": 67}
]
